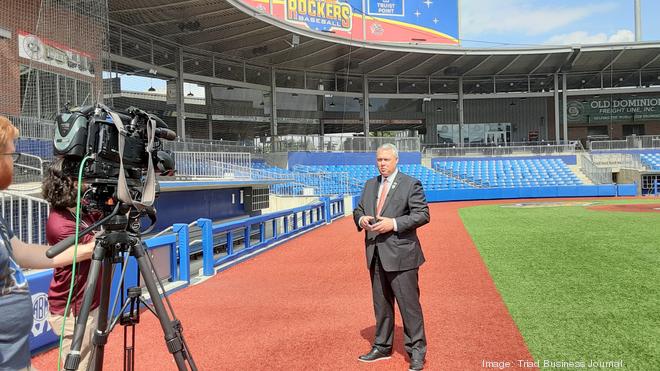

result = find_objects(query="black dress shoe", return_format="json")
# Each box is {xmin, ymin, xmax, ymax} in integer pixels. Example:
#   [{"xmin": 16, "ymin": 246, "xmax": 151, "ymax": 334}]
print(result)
[
  {"xmin": 409, "ymin": 358, "xmax": 425, "ymax": 370},
  {"xmin": 358, "ymin": 347, "xmax": 391, "ymax": 362}
]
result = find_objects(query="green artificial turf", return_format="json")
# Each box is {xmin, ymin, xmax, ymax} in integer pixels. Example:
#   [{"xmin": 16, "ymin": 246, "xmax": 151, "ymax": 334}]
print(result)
[{"xmin": 459, "ymin": 200, "xmax": 660, "ymax": 370}]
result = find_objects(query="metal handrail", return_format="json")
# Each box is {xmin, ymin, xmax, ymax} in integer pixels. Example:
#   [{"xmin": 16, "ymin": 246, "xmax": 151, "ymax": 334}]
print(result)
[
  {"xmin": 426, "ymin": 144, "xmax": 578, "ymax": 157},
  {"xmin": 579, "ymin": 153, "xmax": 613, "ymax": 184}
]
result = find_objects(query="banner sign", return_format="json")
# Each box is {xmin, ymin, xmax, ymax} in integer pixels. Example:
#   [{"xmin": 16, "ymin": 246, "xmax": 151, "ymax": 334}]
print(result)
[
  {"xmin": 568, "ymin": 96, "xmax": 660, "ymax": 122},
  {"xmin": 17, "ymin": 31, "xmax": 95, "ymax": 77},
  {"xmin": 166, "ymin": 80, "xmax": 178, "ymax": 105},
  {"xmin": 238, "ymin": 0, "xmax": 459, "ymax": 45},
  {"xmin": 368, "ymin": 0, "xmax": 405, "ymax": 17}
]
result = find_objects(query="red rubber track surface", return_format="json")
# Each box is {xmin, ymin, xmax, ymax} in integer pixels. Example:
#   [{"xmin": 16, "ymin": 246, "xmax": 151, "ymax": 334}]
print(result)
[{"xmin": 33, "ymin": 200, "xmax": 542, "ymax": 370}]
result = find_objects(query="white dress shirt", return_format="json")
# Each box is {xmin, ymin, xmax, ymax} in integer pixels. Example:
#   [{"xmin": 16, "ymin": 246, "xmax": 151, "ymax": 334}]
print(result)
[{"xmin": 362, "ymin": 168, "xmax": 399, "ymax": 231}]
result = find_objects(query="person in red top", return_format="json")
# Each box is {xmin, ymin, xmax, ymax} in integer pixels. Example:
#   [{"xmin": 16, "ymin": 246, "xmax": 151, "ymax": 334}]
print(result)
[{"xmin": 43, "ymin": 157, "xmax": 101, "ymax": 371}]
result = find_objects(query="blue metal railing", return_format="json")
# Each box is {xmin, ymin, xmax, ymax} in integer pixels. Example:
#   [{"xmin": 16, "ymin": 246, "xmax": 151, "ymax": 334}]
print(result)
[
  {"xmin": 195, "ymin": 200, "xmax": 331, "ymax": 276},
  {"xmin": 26, "ymin": 196, "xmax": 346, "ymax": 352}
]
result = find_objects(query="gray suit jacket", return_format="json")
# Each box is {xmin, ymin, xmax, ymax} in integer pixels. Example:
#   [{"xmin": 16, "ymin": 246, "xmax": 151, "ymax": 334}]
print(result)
[{"xmin": 353, "ymin": 171, "xmax": 430, "ymax": 272}]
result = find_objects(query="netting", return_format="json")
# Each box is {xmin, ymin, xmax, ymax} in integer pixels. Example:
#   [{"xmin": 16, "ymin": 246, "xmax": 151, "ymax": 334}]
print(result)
[
  {"xmin": 1, "ymin": 0, "xmax": 110, "ymax": 240},
  {"xmin": 1, "ymin": 0, "xmax": 110, "ymax": 137}
]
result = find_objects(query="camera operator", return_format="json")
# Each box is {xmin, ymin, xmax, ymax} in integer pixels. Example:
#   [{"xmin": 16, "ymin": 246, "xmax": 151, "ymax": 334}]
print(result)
[
  {"xmin": 42, "ymin": 157, "xmax": 102, "ymax": 371},
  {"xmin": 0, "ymin": 116, "xmax": 95, "ymax": 370}
]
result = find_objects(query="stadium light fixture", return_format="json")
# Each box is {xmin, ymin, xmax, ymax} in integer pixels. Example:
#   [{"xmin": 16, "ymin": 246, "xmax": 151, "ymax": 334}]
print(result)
[{"xmin": 285, "ymin": 34, "xmax": 300, "ymax": 47}]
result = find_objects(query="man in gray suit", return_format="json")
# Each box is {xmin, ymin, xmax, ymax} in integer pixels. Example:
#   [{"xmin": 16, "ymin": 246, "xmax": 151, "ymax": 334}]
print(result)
[{"xmin": 353, "ymin": 143, "xmax": 430, "ymax": 371}]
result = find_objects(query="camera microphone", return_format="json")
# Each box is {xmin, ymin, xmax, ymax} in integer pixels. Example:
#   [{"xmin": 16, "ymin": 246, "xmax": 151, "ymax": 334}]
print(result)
[{"xmin": 155, "ymin": 127, "xmax": 177, "ymax": 141}]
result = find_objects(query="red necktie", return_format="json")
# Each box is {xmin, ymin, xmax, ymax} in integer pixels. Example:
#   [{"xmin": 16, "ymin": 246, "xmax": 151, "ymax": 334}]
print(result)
[{"xmin": 376, "ymin": 177, "xmax": 390, "ymax": 217}]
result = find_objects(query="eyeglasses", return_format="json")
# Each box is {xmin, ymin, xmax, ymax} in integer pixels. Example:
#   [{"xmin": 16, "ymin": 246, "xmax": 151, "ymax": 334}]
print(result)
[{"xmin": 0, "ymin": 153, "xmax": 21, "ymax": 161}]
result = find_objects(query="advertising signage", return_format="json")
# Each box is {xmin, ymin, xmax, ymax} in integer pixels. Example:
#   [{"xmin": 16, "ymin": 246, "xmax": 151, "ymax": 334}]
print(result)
[
  {"xmin": 568, "ymin": 96, "xmax": 660, "ymax": 123},
  {"xmin": 238, "ymin": 0, "xmax": 459, "ymax": 45}
]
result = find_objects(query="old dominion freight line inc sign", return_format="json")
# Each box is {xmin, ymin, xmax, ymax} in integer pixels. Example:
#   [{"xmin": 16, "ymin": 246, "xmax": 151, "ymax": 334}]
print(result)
[{"xmin": 567, "ymin": 96, "xmax": 660, "ymax": 122}]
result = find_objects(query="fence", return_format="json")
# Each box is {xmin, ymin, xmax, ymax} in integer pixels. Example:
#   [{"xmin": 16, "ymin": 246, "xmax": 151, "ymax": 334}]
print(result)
[
  {"xmin": 164, "ymin": 139, "xmax": 257, "ymax": 153},
  {"xmin": 423, "ymin": 140, "xmax": 566, "ymax": 149},
  {"xmin": 0, "ymin": 191, "xmax": 50, "ymax": 245},
  {"xmin": 425, "ymin": 144, "xmax": 578, "ymax": 157},
  {"xmin": 7, "ymin": 114, "xmax": 260, "ymax": 155},
  {"xmin": 261, "ymin": 135, "xmax": 421, "ymax": 153},
  {"xmin": 579, "ymin": 154, "xmax": 613, "ymax": 185},
  {"xmin": 281, "ymin": 168, "xmax": 352, "ymax": 196},
  {"xmin": 6, "ymin": 115, "xmax": 56, "ymax": 140},
  {"xmin": 11, "ymin": 153, "xmax": 50, "ymax": 187},
  {"xmin": 173, "ymin": 152, "xmax": 252, "ymax": 179},
  {"xmin": 590, "ymin": 135, "xmax": 660, "ymax": 150}
]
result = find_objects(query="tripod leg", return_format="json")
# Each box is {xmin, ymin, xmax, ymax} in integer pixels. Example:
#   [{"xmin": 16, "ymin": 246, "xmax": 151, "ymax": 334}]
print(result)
[
  {"xmin": 132, "ymin": 243, "xmax": 193, "ymax": 371},
  {"xmin": 88, "ymin": 253, "xmax": 115, "ymax": 371},
  {"xmin": 63, "ymin": 244, "xmax": 106, "ymax": 371}
]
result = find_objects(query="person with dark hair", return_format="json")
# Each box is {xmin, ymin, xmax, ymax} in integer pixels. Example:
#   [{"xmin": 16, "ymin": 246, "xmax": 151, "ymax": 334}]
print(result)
[
  {"xmin": 0, "ymin": 115, "xmax": 95, "ymax": 371},
  {"xmin": 42, "ymin": 157, "xmax": 101, "ymax": 371}
]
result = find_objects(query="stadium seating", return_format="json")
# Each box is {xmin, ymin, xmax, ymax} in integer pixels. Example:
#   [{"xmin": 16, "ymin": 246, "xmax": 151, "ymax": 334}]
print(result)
[
  {"xmin": 433, "ymin": 158, "xmax": 583, "ymax": 188},
  {"xmin": 291, "ymin": 164, "xmax": 475, "ymax": 193},
  {"xmin": 252, "ymin": 161, "xmax": 350, "ymax": 196},
  {"xmin": 640, "ymin": 153, "xmax": 660, "ymax": 170}
]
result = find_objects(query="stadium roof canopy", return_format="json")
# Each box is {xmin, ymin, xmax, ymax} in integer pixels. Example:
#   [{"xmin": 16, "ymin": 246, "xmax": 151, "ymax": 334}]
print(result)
[{"xmin": 109, "ymin": 0, "xmax": 660, "ymax": 79}]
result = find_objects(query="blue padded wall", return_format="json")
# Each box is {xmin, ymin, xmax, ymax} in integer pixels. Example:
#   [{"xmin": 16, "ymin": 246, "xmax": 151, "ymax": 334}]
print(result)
[
  {"xmin": 425, "ymin": 184, "xmax": 619, "ymax": 202},
  {"xmin": 288, "ymin": 151, "xmax": 421, "ymax": 167},
  {"xmin": 142, "ymin": 188, "xmax": 246, "ymax": 232}
]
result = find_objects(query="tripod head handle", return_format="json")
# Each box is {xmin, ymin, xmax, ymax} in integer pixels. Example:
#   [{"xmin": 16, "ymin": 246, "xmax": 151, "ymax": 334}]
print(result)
[{"xmin": 46, "ymin": 204, "xmax": 121, "ymax": 258}]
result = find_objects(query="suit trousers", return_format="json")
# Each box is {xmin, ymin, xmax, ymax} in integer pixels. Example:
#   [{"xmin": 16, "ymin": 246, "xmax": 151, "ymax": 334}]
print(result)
[{"xmin": 370, "ymin": 249, "xmax": 427, "ymax": 360}]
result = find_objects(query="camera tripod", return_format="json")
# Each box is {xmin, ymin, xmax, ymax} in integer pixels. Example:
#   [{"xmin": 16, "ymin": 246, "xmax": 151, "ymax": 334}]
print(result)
[{"xmin": 47, "ymin": 203, "xmax": 197, "ymax": 371}]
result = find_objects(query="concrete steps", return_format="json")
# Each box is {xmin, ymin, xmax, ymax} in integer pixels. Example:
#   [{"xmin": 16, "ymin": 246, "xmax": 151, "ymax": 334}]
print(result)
[{"xmin": 568, "ymin": 165, "xmax": 594, "ymax": 185}]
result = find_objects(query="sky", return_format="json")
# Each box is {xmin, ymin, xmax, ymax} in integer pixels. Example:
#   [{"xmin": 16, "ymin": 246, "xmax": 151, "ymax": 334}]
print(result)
[
  {"xmin": 121, "ymin": 0, "xmax": 660, "ymax": 95},
  {"xmin": 460, "ymin": 0, "xmax": 660, "ymax": 47}
]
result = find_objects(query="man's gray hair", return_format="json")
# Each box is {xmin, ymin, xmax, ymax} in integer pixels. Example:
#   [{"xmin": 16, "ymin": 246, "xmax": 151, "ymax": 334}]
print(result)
[{"xmin": 377, "ymin": 143, "xmax": 399, "ymax": 159}]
